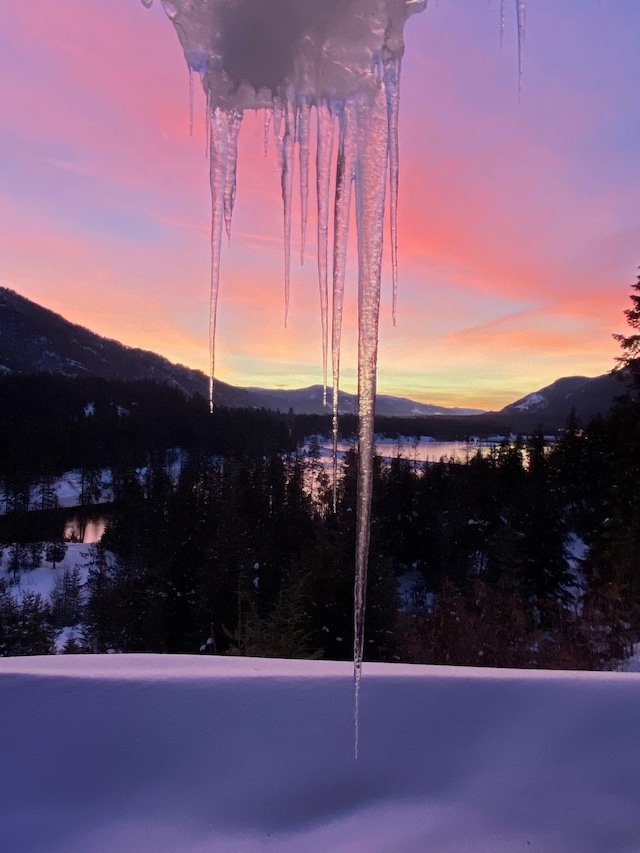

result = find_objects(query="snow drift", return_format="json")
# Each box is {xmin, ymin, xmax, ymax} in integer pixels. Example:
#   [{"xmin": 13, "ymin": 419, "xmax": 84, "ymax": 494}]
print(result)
[{"xmin": 2, "ymin": 654, "xmax": 640, "ymax": 852}]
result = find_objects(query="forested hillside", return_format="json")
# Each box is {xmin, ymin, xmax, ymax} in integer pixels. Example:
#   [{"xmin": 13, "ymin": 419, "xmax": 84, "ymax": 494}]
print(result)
[
  {"xmin": 0, "ymin": 374, "xmax": 292, "ymax": 478},
  {"xmin": 1, "ymin": 367, "xmax": 639, "ymax": 668}
]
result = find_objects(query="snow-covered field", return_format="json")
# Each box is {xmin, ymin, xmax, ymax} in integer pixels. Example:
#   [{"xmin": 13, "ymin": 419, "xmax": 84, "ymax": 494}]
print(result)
[
  {"xmin": 1, "ymin": 542, "xmax": 93, "ymax": 596},
  {"xmin": 2, "ymin": 655, "xmax": 640, "ymax": 852}
]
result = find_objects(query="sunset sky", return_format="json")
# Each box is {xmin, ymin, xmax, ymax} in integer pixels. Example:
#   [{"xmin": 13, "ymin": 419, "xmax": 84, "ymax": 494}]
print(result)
[{"xmin": 0, "ymin": 0, "xmax": 638, "ymax": 409}]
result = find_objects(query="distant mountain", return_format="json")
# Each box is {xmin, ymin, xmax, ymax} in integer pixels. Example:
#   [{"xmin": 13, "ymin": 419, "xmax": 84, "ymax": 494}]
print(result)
[
  {"xmin": 0, "ymin": 286, "xmax": 622, "ymax": 425},
  {"xmin": 494, "ymin": 373, "xmax": 624, "ymax": 432},
  {"xmin": 235, "ymin": 385, "xmax": 484, "ymax": 417},
  {"xmin": 0, "ymin": 287, "xmax": 485, "ymax": 416}
]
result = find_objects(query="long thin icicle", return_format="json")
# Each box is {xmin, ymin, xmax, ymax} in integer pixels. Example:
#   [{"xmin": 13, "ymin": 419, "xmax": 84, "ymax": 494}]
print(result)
[
  {"xmin": 205, "ymin": 89, "xmax": 212, "ymax": 158},
  {"xmin": 273, "ymin": 105, "xmax": 284, "ymax": 163},
  {"xmin": 208, "ymin": 107, "xmax": 230, "ymax": 411},
  {"xmin": 223, "ymin": 111, "xmax": 242, "ymax": 243},
  {"xmin": 138, "ymin": 0, "xmax": 438, "ymax": 759},
  {"xmin": 279, "ymin": 93, "xmax": 296, "ymax": 327},
  {"xmin": 316, "ymin": 101, "xmax": 334, "ymax": 410},
  {"xmin": 383, "ymin": 57, "xmax": 401, "ymax": 326},
  {"xmin": 331, "ymin": 101, "xmax": 356, "ymax": 513},
  {"xmin": 298, "ymin": 98, "xmax": 311, "ymax": 266},
  {"xmin": 353, "ymin": 86, "xmax": 389, "ymax": 759},
  {"xmin": 188, "ymin": 67, "xmax": 194, "ymax": 137},
  {"xmin": 263, "ymin": 109, "xmax": 271, "ymax": 157}
]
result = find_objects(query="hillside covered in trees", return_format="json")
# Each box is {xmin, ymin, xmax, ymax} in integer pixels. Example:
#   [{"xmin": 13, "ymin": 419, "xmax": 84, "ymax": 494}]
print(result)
[{"xmin": 1, "ymin": 349, "xmax": 639, "ymax": 669}]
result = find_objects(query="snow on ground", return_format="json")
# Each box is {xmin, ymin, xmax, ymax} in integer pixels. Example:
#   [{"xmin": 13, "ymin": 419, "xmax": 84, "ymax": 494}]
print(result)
[
  {"xmin": 1, "ymin": 655, "xmax": 640, "ymax": 852},
  {"xmin": 53, "ymin": 471, "xmax": 85, "ymax": 507},
  {"xmin": 1, "ymin": 542, "xmax": 93, "ymax": 603},
  {"xmin": 620, "ymin": 644, "xmax": 640, "ymax": 673},
  {"xmin": 52, "ymin": 469, "xmax": 112, "ymax": 508}
]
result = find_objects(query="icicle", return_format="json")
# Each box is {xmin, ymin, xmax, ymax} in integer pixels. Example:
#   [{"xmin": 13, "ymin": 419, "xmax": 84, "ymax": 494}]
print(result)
[
  {"xmin": 208, "ymin": 107, "xmax": 230, "ymax": 411},
  {"xmin": 141, "ymin": 0, "xmax": 429, "ymax": 758},
  {"xmin": 140, "ymin": 0, "xmax": 153, "ymax": 7},
  {"xmin": 205, "ymin": 89, "xmax": 212, "ymax": 159},
  {"xmin": 352, "ymin": 85, "xmax": 389, "ymax": 758},
  {"xmin": 516, "ymin": 0, "xmax": 526, "ymax": 98},
  {"xmin": 273, "ymin": 104, "xmax": 284, "ymax": 171},
  {"xmin": 188, "ymin": 67, "xmax": 194, "ymax": 137},
  {"xmin": 298, "ymin": 98, "xmax": 311, "ymax": 266},
  {"xmin": 316, "ymin": 102, "xmax": 334, "ymax": 411},
  {"xmin": 500, "ymin": 0, "xmax": 506, "ymax": 54},
  {"xmin": 280, "ymin": 91, "xmax": 296, "ymax": 328},
  {"xmin": 383, "ymin": 57, "xmax": 401, "ymax": 326},
  {"xmin": 331, "ymin": 100, "xmax": 357, "ymax": 513},
  {"xmin": 223, "ymin": 111, "xmax": 242, "ymax": 243},
  {"xmin": 263, "ymin": 109, "xmax": 271, "ymax": 157}
]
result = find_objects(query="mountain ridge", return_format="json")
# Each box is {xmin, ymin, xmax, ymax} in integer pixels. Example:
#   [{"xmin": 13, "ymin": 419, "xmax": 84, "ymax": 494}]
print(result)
[
  {"xmin": 0, "ymin": 286, "xmax": 484, "ymax": 416},
  {"xmin": 494, "ymin": 372, "xmax": 624, "ymax": 431},
  {"xmin": 0, "ymin": 286, "xmax": 622, "ymax": 427}
]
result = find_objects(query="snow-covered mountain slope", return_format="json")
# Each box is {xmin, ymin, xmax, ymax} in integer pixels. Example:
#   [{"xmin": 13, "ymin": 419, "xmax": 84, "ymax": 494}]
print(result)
[
  {"xmin": 241, "ymin": 384, "xmax": 485, "ymax": 416},
  {"xmin": 497, "ymin": 373, "xmax": 623, "ymax": 429},
  {"xmin": 1, "ymin": 655, "xmax": 640, "ymax": 852}
]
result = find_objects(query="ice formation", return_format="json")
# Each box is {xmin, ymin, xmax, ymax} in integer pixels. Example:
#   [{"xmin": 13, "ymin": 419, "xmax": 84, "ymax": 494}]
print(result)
[{"xmin": 139, "ymin": 0, "xmax": 525, "ymax": 754}]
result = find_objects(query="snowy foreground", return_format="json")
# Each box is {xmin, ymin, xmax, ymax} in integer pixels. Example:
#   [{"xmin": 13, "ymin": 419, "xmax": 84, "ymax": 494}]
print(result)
[{"xmin": 2, "ymin": 656, "xmax": 640, "ymax": 853}]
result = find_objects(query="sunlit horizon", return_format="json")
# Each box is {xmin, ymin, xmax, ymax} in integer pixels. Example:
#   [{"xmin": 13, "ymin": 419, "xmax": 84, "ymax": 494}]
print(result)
[{"xmin": 0, "ymin": 0, "xmax": 638, "ymax": 410}]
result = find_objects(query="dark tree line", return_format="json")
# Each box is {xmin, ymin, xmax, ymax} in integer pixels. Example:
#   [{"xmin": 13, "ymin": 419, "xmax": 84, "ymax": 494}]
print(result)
[
  {"xmin": 0, "ymin": 374, "xmax": 295, "ymax": 549},
  {"xmin": 1, "ymin": 397, "xmax": 639, "ymax": 665},
  {"xmin": 79, "ymin": 448, "xmax": 396, "ymax": 660},
  {"xmin": 0, "ymin": 375, "xmax": 294, "ymax": 483},
  {"xmin": 46, "ymin": 400, "xmax": 634, "ymax": 669}
]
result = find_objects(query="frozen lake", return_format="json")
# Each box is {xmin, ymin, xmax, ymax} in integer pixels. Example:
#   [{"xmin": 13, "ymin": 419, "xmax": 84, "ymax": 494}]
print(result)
[{"xmin": 312, "ymin": 437, "xmax": 500, "ymax": 467}]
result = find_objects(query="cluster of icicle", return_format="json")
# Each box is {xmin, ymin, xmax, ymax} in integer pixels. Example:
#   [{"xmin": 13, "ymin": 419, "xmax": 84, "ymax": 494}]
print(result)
[{"xmin": 140, "ymin": 0, "xmax": 525, "ymax": 756}]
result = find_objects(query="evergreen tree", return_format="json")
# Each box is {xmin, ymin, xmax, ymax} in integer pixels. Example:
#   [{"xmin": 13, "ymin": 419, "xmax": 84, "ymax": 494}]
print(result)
[
  {"xmin": 79, "ymin": 466, "xmax": 104, "ymax": 508},
  {"xmin": 45, "ymin": 539, "xmax": 68, "ymax": 570},
  {"xmin": 7, "ymin": 543, "xmax": 30, "ymax": 580},
  {"xmin": 0, "ymin": 581, "xmax": 55, "ymax": 656},
  {"xmin": 27, "ymin": 542, "xmax": 44, "ymax": 570},
  {"xmin": 229, "ymin": 573, "xmax": 322, "ymax": 660},
  {"xmin": 33, "ymin": 474, "xmax": 59, "ymax": 512},
  {"xmin": 613, "ymin": 268, "xmax": 640, "ymax": 392},
  {"xmin": 82, "ymin": 543, "xmax": 134, "ymax": 652},
  {"xmin": 50, "ymin": 566, "xmax": 84, "ymax": 629}
]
